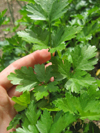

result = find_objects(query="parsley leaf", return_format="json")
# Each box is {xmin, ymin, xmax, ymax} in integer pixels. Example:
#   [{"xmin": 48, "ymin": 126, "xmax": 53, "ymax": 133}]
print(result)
[
  {"xmin": 11, "ymin": 101, "xmax": 76, "ymax": 133},
  {"xmin": 36, "ymin": 110, "xmax": 53, "ymax": 133},
  {"xmin": 71, "ymin": 45, "xmax": 98, "ymax": 71},
  {"xmin": 25, "ymin": 101, "xmax": 41, "ymax": 125},
  {"xmin": 33, "ymin": 81, "xmax": 59, "ymax": 101},
  {"xmin": 7, "ymin": 66, "xmax": 38, "ymax": 92},
  {"xmin": 53, "ymin": 26, "xmax": 82, "ymax": 47},
  {"xmin": 50, "ymin": 111, "xmax": 77, "ymax": 133},
  {"xmin": 11, "ymin": 91, "xmax": 30, "ymax": 112},
  {"xmin": 51, "ymin": 57, "xmax": 71, "ymax": 81},
  {"xmin": 17, "ymin": 27, "xmax": 49, "ymax": 48},
  {"xmin": 7, "ymin": 114, "xmax": 22, "ymax": 131},
  {"xmin": 65, "ymin": 70, "xmax": 95, "ymax": 92},
  {"xmin": 34, "ymin": 64, "xmax": 52, "ymax": 83},
  {"xmin": 15, "ymin": 101, "xmax": 41, "ymax": 133},
  {"xmin": 54, "ymin": 92, "xmax": 100, "ymax": 120},
  {"xmin": 26, "ymin": 0, "xmax": 70, "ymax": 22},
  {"xmin": 77, "ymin": 22, "xmax": 99, "ymax": 41}
]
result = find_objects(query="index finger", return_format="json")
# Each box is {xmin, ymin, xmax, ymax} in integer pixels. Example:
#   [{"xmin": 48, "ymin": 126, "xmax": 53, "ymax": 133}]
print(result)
[{"xmin": 0, "ymin": 49, "xmax": 51, "ymax": 90}]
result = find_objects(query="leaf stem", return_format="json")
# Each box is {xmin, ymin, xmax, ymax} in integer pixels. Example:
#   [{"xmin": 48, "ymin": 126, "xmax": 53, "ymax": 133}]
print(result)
[
  {"xmin": 7, "ymin": 0, "xmax": 15, "ymax": 24},
  {"xmin": 49, "ymin": 22, "xmax": 52, "ymax": 47}
]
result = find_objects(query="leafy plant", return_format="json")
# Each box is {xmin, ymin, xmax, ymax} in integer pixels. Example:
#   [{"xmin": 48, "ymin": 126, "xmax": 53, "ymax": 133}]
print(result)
[
  {"xmin": 0, "ymin": 9, "xmax": 7, "ymax": 26},
  {"xmin": 0, "ymin": 0, "xmax": 100, "ymax": 132}
]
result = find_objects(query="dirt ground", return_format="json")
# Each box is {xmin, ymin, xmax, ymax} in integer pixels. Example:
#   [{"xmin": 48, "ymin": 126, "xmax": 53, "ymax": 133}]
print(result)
[
  {"xmin": 0, "ymin": 0, "xmax": 26, "ymax": 56},
  {"xmin": 0, "ymin": 0, "xmax": 25, "ymax": 41}
]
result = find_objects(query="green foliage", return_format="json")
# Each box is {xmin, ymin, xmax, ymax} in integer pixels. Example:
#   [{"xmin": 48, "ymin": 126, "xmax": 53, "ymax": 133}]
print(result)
[
  {"xmin": 7, "ymin": 66, "xmax": 38, "ymax": 92},
  {"xmin": 7, "ymin": 114, "xmax": 22, "ymax": 131},
  {"xmin": 33, "ymin": 81, "xmax": 59, "ymax": 101},
  {"xmin": 71, "ymin": 45, "xmax": 97, "ymax": 71},
  {"xmin": 0, "ymin": 9, "xmax": 7, "ymax": 26},
  {"xmin": 54, "ymin": 92, "xmax": 100, "ymax": 120},
  {"xmin": 34, "ymin": 64, "xmax": 52, "ymax": 83},
  {"xmin": 0, "ymin": 0, "xmax": 100, "ymax": 132},
  {"xmin": 12, "ymin": 91, "xmax": 30, "ymax": 111},
  {"xmin": 83, "ymin": 122, "xmax": 100, "ymax": 133},
  {"xmin": 8, "ymin": 100, "xmax": 76, "ymax": 133},
  {"xmin": 17, "ymin": 28, "xmax": 49, "ymax": 47},
  {"xmin": 26, "ymin": 0, "xmax": 71, "ymax": 22}
]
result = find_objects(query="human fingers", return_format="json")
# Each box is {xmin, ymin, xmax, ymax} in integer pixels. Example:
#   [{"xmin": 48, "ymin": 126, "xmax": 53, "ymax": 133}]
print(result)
[
  {"xmin": 0, "ymin": 49, "xmax": 51, "ymax": 90},
  {"xmin": 7, "ymin": 86, "xmax": 22, "ymax": 98},
  {"xmin": 0, "ymin": 86, "xmax": 17, "ymax": 132}
]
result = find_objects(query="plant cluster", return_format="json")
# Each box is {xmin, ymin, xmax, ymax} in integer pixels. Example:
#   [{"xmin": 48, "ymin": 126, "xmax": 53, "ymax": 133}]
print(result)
[{"xmin": 0, "ymin": 0, "xmax": 100, "ymax": 132}]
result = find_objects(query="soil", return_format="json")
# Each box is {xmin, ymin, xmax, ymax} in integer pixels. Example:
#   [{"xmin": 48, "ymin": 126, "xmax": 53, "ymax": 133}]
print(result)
[
  {"xmin": 0, "ymin": 0, "xmax": 26, "ymax": 41},
  {"xmin": 0, "ymin": 0, "xmax": 26, "ymax": 56}
]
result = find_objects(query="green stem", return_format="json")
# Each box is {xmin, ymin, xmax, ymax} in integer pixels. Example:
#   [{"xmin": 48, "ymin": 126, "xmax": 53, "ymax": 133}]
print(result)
[
  {"xmin": 7, "ymin": 0, "xmax": 15, "ymax": 24},
  {"xmin": 16, "ymin": 0, "xmax": 23, "ymax": 8},
  {"xmin": 49, "ymin": 22, "xmax": 52, "ymax": 47}
]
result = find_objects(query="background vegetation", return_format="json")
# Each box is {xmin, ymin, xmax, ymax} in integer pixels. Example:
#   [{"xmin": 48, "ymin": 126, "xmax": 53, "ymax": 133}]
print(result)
[{"xmin": 0, "ymin": 0, "xmax": 100, "ymax": 132}]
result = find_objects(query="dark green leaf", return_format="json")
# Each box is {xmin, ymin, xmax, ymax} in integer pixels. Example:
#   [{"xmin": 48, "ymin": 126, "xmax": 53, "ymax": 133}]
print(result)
[
  {"xmin": 7, "ymin": 114, "xmax": 22, "ymax": 131},
  {"xmin": 7, "ymin": 66, "xmax": 38, "ymax": 92},
  {"xmin": 53, "ymin": 26, "xmax": 82, "ymax": 47},
  {"xmin": 34, "ymin": 64, "xmax": 52, "ymax": 83},
  {"xmin": 51, "ymin": 57, "xmax": 71, "ymax": 81}
]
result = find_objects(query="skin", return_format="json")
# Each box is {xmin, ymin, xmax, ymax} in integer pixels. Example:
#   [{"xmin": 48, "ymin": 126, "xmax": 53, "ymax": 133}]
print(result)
[{"xmin": 0, "ymin": 49, "xmax": 51, "ymax": 133}]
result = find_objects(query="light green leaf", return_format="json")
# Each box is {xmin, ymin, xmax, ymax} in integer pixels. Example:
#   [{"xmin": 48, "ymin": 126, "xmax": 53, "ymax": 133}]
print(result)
[
  {"xmin": 34, "ymin": 64, "xmax": 52, "ymax": 83},
  {"xmin": 13, "ymin": 104, "xmax": 27, "ymax": 112},
  {"xmin": 50, "ymin": 112, "xmax": 76, "ymax": 133},
  {"xmin": 34, "ymin": 81, "xmax": 59, "ymax": 101},
  {"xmin": 54, "ymin": 93, "xmax": 100, "ymax": 120},
  {"xmin": 19, "ymin": 0, "xmax": 35, "ymax": 3},
  {"xmin": 16, "ymin": 125, "xmax": 39, "ymax": 133},
  {"xmin": 17, "ymin": 28, "xmax": 49, "ymax": 46},
  {"xmin": 26, "ymin": 0, "xmax": 71, "ymax": 22},
  {"xmin": 36, "ymin": 110, "xmax": 53, "ymax": 133},
  {"xmin": 27, "ymin": 3, "xmax": 47, "ymax": 21},
  {"xmin": 34, "ymin": 85, "xmax": 49, "ymax": 101},
  {"xmin": 65, "ymin": 70, "xmax": 95, "ymax": 92},
  {"xmin": 96, "ymin": 79, "xmax": 100, "ymax": 87},
  {"xmin": 50, "ymin": 42, "xmax": 65, "ymax": 53},
  {"xmin": 49, "ymin": 0, "xmax": 70, "ymax": 22},
  {"xmin": 53, "ymin": 26, "xmax": 82, "ymax": 47},
  {"xmin": 25, "ymin": 100, "xmax": 41, "ymax": 125},
  {"xmin": 32, "ymin": 44, "xmax": 49, "ymax": 50},
  {"xmin": 53, "ymin": 93, "xmax": 77, "ymax": 114},
  {"xmin": 12, "ymin": 92, "xmax": 30, "ymax": 106},
  {"xmin": 0, "ymin": 9, "xmax": 7, "ymax": 26},
  {"xmin": 71, "ymin": 45, "xmax": 98, "ymax": 71},
  {"xmin": 76, "ymin": 0, "xmax": 87, "ymax": 10},
  {"xmin": 12, "ymin": 92, "xmax": 30, "ymax": 112}
]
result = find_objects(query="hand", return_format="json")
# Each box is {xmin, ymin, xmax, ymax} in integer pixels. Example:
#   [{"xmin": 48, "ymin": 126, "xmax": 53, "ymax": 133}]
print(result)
[{"xmin": 0, "ymin": 49, "xmax": 51, "ymax": 133}]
